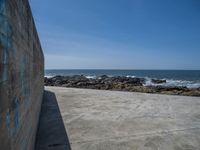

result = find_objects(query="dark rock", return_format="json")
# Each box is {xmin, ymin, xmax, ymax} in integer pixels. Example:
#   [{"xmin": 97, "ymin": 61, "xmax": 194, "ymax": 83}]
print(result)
[
  {"xmin": 76, "ymin": 82, "xmax": 91, "ymax": 87},
  {"xmin": 125, "ymin": 77, "xmax": 145, "ymax": 86},
  {"xmin": 44, "ymin": 75, "xmax": 200, "ymax": 97},
  {"xmin": 44, "ymin": 77, "xmax": 48, "ymax": 82},
  {"xmin": 151, "ymin": 79, "xmax": 166, "ymax": 84},
  {"xmin": 54, "ymin": 80, "xmax": 62, "ymax": 86},
  {"xmin": 51, "ymin": 75, "xmax": 63, "ymax": 81},
  {"xmin": 97, "ymin": 75, "xmax": 109, "ymax": 79}
]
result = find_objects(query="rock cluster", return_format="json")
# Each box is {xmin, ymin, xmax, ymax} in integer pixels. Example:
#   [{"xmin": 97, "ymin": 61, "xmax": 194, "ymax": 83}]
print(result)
[
  {"xmin": 44, "ymin": 75, "xmax": 200, "ymax": 97},
  {"xmin": 151, "ymin": 79, "xmax": 166, "ymax": 84}
]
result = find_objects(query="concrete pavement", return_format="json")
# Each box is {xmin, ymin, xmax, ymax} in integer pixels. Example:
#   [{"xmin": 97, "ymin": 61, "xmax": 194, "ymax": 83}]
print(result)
[{"xmin": 36, "ymin": 86, "xmax": 200, "ymax": 150}]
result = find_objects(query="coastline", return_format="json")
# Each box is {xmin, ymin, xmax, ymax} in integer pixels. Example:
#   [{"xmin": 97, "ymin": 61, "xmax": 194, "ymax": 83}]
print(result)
[{"xmin": 44, "ymin": 75, "xmax": 200, "ymax": 97}]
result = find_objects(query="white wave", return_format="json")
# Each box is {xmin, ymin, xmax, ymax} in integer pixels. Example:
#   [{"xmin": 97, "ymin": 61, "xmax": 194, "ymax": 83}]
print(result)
[
  {"xmin": 126, "ymin": 75, "xmax": 136, "ymax": 78},
  {"xmin": 45, "ymin": 75, "xmax": 54, "ymax": 78},
  {"xmin": 85, "ymin": 75, "xmax": 96, "ymax": 79},
  {"xmin": 144, "ymin": 78, "xmax": 200, "ymax": 88},
  {"xmin": 165, "ymin": 79, "xmax": 200, "ymax": 88},
  {"xmin": 144, "ymin": 77, "xmax": 154, "ymax": 86}
]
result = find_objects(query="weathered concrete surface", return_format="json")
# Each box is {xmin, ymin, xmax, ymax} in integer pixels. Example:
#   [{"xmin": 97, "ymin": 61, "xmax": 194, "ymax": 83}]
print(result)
[
  {"xmin": 0, "ymin": 0, "xmax": 44, "ymax": 150},
  {"xmin": 43, "ymin": 86, "xmax": 200, "ymax": 150}
]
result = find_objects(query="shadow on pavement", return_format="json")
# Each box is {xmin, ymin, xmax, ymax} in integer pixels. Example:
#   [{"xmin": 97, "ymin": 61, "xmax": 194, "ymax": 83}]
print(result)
[{"xmin": 35, "ymin": 90, "xmax": 71, "ymax": 150}]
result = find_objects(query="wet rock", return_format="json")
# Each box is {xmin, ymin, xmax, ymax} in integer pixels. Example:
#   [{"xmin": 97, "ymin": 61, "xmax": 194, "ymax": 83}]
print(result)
[
  {"xmin": 97, "ymin": 75, "xmax": 109, "ymax": 79},
  {"xmin": 151, "ymin": 79, "xmax": 166, "ymax": 84},
  {"xmin": 125, "ymin": 77, "xmax": 145, "ymax": 85},
  {"xmin": 51, "ymin": 75, "xmax": 63, "ymax": 82}
]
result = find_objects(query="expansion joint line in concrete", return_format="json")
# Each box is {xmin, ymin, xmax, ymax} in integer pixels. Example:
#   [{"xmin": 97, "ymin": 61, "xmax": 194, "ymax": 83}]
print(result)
[{"xmin": 71, "ymin": 127, "xmax": 200, "ymax": 144}]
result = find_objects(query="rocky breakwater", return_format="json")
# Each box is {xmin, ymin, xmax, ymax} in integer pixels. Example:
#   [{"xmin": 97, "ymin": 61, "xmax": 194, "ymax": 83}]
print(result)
[{"xmin": 44, "ymin": 75, "xmax": 200, "ymax": 96}]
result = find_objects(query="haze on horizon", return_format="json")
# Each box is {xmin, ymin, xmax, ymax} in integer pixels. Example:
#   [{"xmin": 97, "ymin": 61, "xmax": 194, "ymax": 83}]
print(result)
[{"xmin": 29, "ymin": 0, "xmax": 200, "ymax": 70}]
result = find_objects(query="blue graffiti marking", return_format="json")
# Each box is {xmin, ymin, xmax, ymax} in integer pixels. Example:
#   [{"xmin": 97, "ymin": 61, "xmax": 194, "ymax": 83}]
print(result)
[
  {"xmin": 0, "ymin": 35, "xmax": 9, "ymax": 82},
  {"xmin": 0, "ymin": 0, "xmax": 14, "ymax": 83},
  {"xmin": 0, "ymin": 0, "xmax": 10, "ymax": 36},
  {"xmin": 14, "ymin": 98, "xmax": 20, "ymax": 131},
  {"xmin": 0, "ymin": 2, "xmax": 13, "ymax": 83},
  {"xmin": 1, "ymin": 63, "xmax": 8, "ymax": 82},
  {"xmin": 0, "ymin": 0, "xmax": 6, "ymax": 15},
  {"xmin": 0, "ymin": 16, "xmax": 12, "ymax": 37},
  {"xmin": 6, "ymin": 111, "xmax": 10, "ymax": 130}
]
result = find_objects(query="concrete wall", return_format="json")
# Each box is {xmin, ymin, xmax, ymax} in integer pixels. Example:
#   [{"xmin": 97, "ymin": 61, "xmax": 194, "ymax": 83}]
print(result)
[{"xmin": 0, "ymin": 0, "xmax": 44, "ymax": 149}]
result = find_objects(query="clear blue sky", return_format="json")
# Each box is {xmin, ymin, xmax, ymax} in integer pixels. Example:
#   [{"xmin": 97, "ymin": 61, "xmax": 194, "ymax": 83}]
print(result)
[{"xmin": 29, "ymin": 0, "xmax": 200, "ymax": 70}]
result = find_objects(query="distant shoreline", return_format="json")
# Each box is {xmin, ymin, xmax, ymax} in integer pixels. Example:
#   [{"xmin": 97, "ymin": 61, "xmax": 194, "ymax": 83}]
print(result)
[
  {"xmin": 44, "ymin": 75, "xmax": 200, "ymax": 97},
  {"xmin": 45, "ymin": 70, "xmax": 200, "ymax": 89}
]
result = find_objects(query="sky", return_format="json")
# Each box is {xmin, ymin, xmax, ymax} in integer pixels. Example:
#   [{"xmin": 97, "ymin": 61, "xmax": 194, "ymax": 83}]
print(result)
[{"xmin": 29, "ymin": 0, "xmax": 200, "ymax": 70}]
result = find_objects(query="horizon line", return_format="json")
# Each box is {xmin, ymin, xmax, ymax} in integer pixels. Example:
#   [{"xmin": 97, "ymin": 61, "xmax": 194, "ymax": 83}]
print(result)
[{"xmin": 45, "ymin": 69, "xmax": 200, "ymax": 71}]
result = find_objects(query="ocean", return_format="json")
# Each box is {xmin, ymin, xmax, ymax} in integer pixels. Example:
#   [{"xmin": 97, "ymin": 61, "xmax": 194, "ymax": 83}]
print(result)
[{"xmin": 45, "ymin": 70, "xmax": 200, "ymax": 88}]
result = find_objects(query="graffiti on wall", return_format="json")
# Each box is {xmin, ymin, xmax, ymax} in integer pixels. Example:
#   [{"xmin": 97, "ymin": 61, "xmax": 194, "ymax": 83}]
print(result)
[
  {"xmin": 0, "ymin": 0, "xmax": 44, "ymax": 149},
  {"xmin": 0, "ymin": 0, "xmax": 13, "ymax": 83}
]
